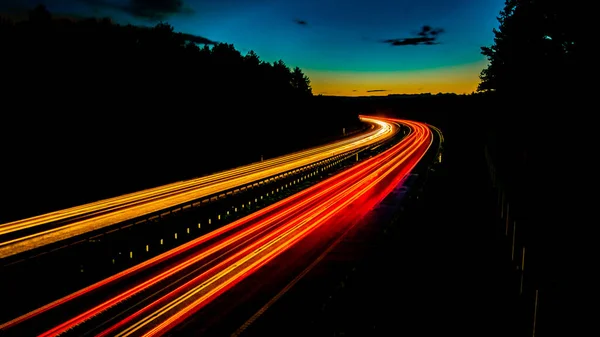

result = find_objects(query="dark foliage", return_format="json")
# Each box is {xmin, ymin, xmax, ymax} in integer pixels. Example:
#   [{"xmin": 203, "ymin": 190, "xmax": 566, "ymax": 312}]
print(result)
[
  {"xmin": 476, "ymin": 1, "xmax": 582, "ymax": 334},
  {"xmin": 478, "ymin": 0, "xmax": 581, "ymax": 98},
  {"xmin": 476, "ymin": 0, "xmax": 582, "ymax": 207},
  {"xmin": 476, "ymin": 0, "xmax": 582, "ymax": 208},
  {"xmin": 477, "ymin": 0, "xmax": 583, "ymax": 166},
  {"xmin": 0, "ymin": 5, "xmax": 361, "ymax": 222}
]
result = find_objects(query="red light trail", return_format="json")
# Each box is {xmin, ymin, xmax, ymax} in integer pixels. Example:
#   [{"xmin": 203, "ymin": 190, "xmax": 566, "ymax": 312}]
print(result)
[{"xmin": 0, "ymin": 117, "xmax": 433, "ymax": 337}]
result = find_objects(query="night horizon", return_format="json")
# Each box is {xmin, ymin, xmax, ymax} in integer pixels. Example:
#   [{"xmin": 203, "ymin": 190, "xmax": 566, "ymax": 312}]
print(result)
[
  {"xmin": 0, "ymin": 1, "xmax": 578, "ymax": 336},
  {"xmin": 0, "ymin": 0, "xmax": 505, "ymax": 95}
]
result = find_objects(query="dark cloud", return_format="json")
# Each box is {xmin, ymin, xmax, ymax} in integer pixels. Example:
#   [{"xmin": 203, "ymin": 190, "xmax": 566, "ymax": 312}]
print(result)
[
  {"xmin": 366, "ymin": 89, "xmax": 387, "ymax": 92},
  {"xmin": 293, "ymin": 18, "xmax": 307, "ymax": 25},
  {"xmin": 418, "ymin": 25, "xmax": 444, "ymax": 37},
  {"xmin": 352, "ymin": 89, "xmax": 357, "ymax": 92},
  {"xmin": 382, "ymin": 25, "xmax": 444, "ymax": 46},
  {"xmin": 0, "ymin": 4, "xmax": 91, "ymax": 22},
  {"xmin": 81, "ymin": 0, "xmax": 193, "ymax": 21},
  {"xmin": 383, "ymin": 37, "xmax": 438, "ymax": 46},
  {"xmin": 180, "ymin": 32, "xmax": 218, "ymax": 45}
]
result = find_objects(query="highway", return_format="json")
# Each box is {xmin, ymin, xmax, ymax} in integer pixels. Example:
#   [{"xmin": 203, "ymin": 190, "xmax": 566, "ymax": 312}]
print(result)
[
  {"xmin": 0, "ymin": 117, "xmax": 433, "ymax": 337},
  {"xmin": 0, "ymin": 116, "xmax": 396, "ymax": 259}
]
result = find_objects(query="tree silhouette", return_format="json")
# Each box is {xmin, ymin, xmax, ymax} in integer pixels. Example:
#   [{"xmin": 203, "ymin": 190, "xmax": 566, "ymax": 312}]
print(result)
[
  {"xmin": 244, "ymin": 50, "xmax": 261, "ymax": 67},
  {"xmin": 2, "ymin": 6, "xmax": 315, "ymax": 117},
  {"xmin": 291, "ymin": 67, "xmax": 312, "ymax": 96},
  {"xmin": 0, "ymin": 5, "xmax": 360, "ymax": 222},
  {"xmin": 477, "ymin": 4, "xmax": 581, "ymax": 333},
  {"xmin": 28, "ymin": 4, "xmax": 52, "ymax": 24},
  {"xmin": 478, "ymin": 0, "xmax": 580, "ymax": 98},
  {"xmin": 477, "ymin": 0, "xmax": 582, "ymax": 178}
]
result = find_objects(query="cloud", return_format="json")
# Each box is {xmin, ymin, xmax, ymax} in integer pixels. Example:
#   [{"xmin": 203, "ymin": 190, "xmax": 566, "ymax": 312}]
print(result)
[
  {"xmin": 366, "ymin": 89, "xmax": 387, "ymax": 92},
  {"xmin": 0, "ymin": 4, "xmax": 90, "ymax": 22},
  {"xmin": 81, "ymin": 0, "xmax": 193, "ymax": 21},
  {"xmin": 382, "ymin": 25, "xmax": 444, "ymax": 46},
  {"xmin": 180, "ymin": 32, "xmax": 218, "ymax": 45},
  {"xmin": 293, "ymin": 18, "xmax": 307, "ymax": 26},
  {"xmin": 418, "ymin": 25, "xmax": 444, "ymax": 37},
  {"xmin": 383, "ymin": 37, "xmax": 438, "ymax": 46}
]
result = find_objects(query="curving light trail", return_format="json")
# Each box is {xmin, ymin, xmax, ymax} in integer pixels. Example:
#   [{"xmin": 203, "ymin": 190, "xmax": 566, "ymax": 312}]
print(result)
[
  {"xmin": 0, "ymin": 117, "xmax": 434, "ymax": 337},
  {"xmin": 0, "ymin": 116, "xmax": 395, "ymax": 259}
]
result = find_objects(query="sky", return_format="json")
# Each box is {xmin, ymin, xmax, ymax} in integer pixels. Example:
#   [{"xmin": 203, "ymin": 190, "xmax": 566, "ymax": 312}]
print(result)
[{"xmin": 1, "ymin": 0, "xmax": 505, "ymax": 96}]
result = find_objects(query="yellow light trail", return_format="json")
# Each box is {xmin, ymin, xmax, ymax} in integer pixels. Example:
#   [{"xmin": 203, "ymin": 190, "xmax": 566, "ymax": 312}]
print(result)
[
  {"xmin": 1, "ymin": 118, "xmax": 430, "ymax": 337},
  {"xmin": 0, "ymin": 117, "xmax": 395, "ymax": 259},
  {"xmin": 111, "ymin": 120, "xmax": 430, "ymax": 337}
]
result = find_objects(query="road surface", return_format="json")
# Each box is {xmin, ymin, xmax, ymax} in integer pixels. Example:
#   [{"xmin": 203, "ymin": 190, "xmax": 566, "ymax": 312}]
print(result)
[
  {"xmin": 0, "ymin": 116, "xmax": 396, "ymax": 259},
  {"xmin": 0, "ymin": 117, "xmax": 432, "ymax": 337}
]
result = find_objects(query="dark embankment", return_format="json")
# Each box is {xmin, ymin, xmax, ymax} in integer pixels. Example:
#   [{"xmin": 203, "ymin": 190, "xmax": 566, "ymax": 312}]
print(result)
[{"xmin": 0, "ymin": 7, "xmax": 362, "ymax": 223}]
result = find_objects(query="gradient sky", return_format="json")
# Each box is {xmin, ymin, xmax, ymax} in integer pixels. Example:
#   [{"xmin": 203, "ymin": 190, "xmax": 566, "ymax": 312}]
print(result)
[{"xmin": 2, "ymin": 0, "xmax": 505, "ymax": 96}]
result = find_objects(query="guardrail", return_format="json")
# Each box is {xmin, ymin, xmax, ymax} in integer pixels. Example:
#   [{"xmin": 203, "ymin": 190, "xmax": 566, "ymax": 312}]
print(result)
[
  {"xmin": 484, "ymin": 144, "xmax": 541, "ymax": 337},
  {"xmin": 427, "ymin": 124, "xmax": 444, "ymax": 165},
  {"xmin": 2, "ymin": 133, "xmax": 399, "ymax": 266},
  {"xmin": 139, "ymin": 148, "xmax": 364, "ymax": 222},
  {"xmin": 103, "ymin": 124, "xmax": 400, "ymax": 232}
]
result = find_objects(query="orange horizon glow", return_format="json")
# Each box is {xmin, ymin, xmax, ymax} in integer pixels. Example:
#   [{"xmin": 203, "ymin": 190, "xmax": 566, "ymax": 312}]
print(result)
[{"xmin": 306, "ymin": 59, "xmax": 487, "ymax": 96}]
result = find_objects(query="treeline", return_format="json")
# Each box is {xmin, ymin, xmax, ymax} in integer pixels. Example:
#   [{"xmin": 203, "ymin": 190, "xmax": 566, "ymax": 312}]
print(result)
[
  {"xmin": 0, "ymin": 5, "xmax": 361, "ymax": 222},
  {"xmin": 472, "ymin": 1, "xmax": 580, "ymax": 333},
  {"xmin": 475, "ymin": 0, "xmax": 581, "ymax": 231},
  {"xmin": 477, "ymin": 0, "xmax": 581, "ymax": 166}
]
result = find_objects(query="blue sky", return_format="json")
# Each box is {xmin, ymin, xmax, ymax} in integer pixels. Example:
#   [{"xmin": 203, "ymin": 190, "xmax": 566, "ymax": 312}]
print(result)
[{"xmin": 1, "ymin": 0, "xmax": 505, "ymax": 95}]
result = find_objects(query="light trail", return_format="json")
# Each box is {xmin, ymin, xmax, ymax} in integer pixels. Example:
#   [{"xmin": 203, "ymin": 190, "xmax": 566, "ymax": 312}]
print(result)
[
  {"xmin": 115, "ymin": 121, "xmax": 430, "ymax": 337},
  {"xmin": 0, "ymin": 141, "xmax": 395, "ymax": 332},
  {"xmin": 34, "ymin": 140, "xmax": 406, "ymax": 337},
  {"xmin": 0, "ymin": 117, "xmax": 435, "ymax": 337},
  {"xmin": 97, "ymin": 122, "xmax": 425, "ymax": 337},
  {"xmin": 0, "ymin": 116, "xmax": 395, "ymax": 259}
]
